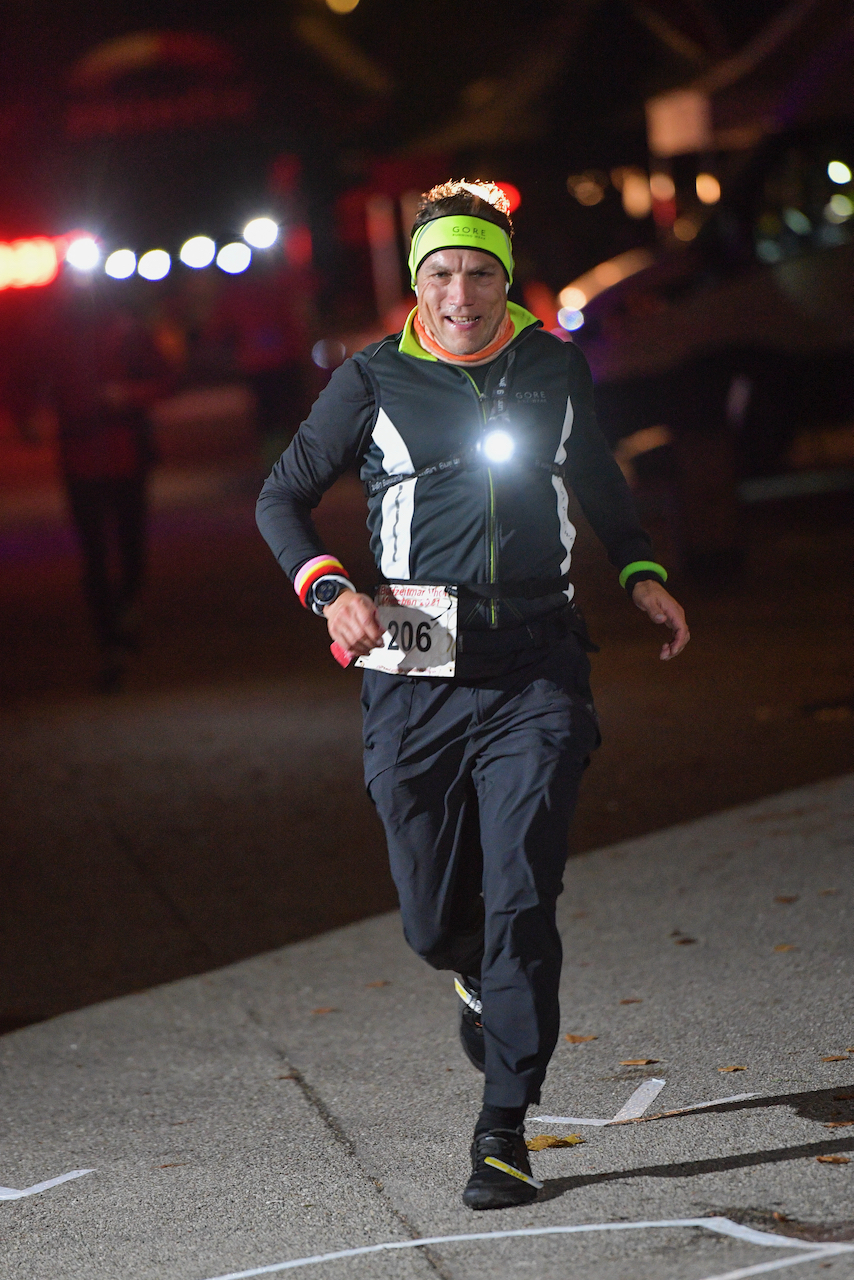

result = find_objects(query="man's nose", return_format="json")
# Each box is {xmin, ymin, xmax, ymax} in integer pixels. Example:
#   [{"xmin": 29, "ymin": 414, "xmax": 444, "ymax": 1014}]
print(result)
[{"xmin": 445, "ymin": 274, "xmax": 475, "ymax": 307}]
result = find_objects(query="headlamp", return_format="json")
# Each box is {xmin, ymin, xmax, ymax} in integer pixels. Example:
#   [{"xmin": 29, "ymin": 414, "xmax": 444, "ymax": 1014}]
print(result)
[{"xmin": 482, "ymin": 429, "xmax": 515, "ymax": 464}]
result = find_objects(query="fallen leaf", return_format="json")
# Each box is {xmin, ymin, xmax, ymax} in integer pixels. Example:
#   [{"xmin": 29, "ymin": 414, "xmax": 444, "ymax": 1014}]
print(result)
[
  {"xmin": 565, "ymin": 1034, "xmax": 597, "ymax": 1043},
  {"xmin": 571, "ymin": 911, "xmax": 589, "ymax": 919},
  {"xmin": 847, "ymin": 1048, "xmax": 854, "ymax": 1053},
  {"xmin": 774, "ymin": 944, "xmax": 798, "ymax": 952},
  {"xmin": 819, "ymin": 888, "xmax": 838, "ymax": 896},
  {"xmin": 170, "ymin": 1119, "xmax": 194, "ymax": 1125},
  {"xmin": 834, "ymin": 1091, "xmax": 854, "ymax": 1101},
  {"xmin": 824, "ymin": 1121, "xmax": 854, "ymax": 1129},
  {"xmin": 620, "ymin": 998, "xmax": 643, "ymax": 1005},
  {"xmin": 772, "ymin": 1212, "xmax": 790, "ymax": 1222},
  {"xmin": 816, "ymin": 1155, "xmax": 851, "ymax": 1165},
  {"xmin": 675, "ymin": 937, "xmax": 697, "ymax": 945},
  {"xmin": 620, "ymin": 1058, "xmax": 660, "ymax": 1066},
  {"xmin": 158, "ymin": 1163, "xmax": 189, "ymax": 1169},
  {"xmin": 365, "ymin": 980, "xmax": 391, "ymax": 988},
  {"xmin": 718, "ymin": 1065, "xmax": 748, "ymax": 1072},
  {"xmin": 277, "ymin": 1074, "xmax": 298, "ymax": 1080},
  {"xmin": 526, "ymin": 1134, "xmax": 585, "ymax": 1151},
  {"xmin": 311, "ymin": 1007, "xmax": 338, "ymax": 1015},
  {"xmin": 821, "ymin": 1055, "xmax": 849, "ymax": 1062},
  {"xmin": 774, "ymin": 895, "xmax": 799, "ymax": 904}
]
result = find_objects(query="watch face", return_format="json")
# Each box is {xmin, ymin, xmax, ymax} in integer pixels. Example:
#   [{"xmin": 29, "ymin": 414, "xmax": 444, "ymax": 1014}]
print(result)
[{"xmin": 314, "ymin": 579, "xmax": 341, "ymax": 604}]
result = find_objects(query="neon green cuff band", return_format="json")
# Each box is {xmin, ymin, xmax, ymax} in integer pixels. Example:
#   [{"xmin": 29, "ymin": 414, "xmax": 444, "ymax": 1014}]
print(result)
[
  {"xmin": 408, "ymin": 215, "xmax": 514, "ymax": 286},
  {"xmin": 619, "ymin": 560, "xmax": 668, "ymax": 589}
]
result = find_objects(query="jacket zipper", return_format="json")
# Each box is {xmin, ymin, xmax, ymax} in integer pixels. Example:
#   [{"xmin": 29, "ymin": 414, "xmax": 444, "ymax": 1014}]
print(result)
[{"xmin": 462, "ymin": 370, "xmax": 498, "ymax": 627}]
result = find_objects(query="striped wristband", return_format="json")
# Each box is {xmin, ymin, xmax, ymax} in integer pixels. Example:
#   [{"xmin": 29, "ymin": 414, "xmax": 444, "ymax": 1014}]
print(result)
[
  {"xmin": 294, "ymin": 555, "xmax": 352, "ymax": 608},
  {"xmin": 618, "ymin": 560, "xmax": 668, "ymax": 590}
]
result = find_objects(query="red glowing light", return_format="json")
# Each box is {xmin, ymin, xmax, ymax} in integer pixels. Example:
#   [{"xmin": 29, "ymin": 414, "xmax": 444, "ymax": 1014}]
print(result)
[
  {"xmin": 496, "ymin": 182, "xmax": 522, "ymax": 213},
  {"xmin": 0, "ymin": 238, "xmax": 60, "ymax": 290}
]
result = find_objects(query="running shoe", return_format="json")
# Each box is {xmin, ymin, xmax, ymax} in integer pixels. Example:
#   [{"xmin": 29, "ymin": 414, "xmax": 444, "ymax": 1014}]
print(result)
[{"xmin": 462, "ymin": 1127, "xmax": 542, "ymax": 1210}]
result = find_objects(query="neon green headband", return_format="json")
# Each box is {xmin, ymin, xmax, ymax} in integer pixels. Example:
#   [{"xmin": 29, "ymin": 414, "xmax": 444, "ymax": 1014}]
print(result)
[{"xmin": 408, "ymin": 215, "xmax": 514, "ymax": 287}]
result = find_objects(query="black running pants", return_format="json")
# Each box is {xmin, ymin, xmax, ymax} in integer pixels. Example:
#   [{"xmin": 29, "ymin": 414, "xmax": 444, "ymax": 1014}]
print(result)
[{"xmin": 362, "ymin": 638, "xmax": 599, "ymax": 1109}]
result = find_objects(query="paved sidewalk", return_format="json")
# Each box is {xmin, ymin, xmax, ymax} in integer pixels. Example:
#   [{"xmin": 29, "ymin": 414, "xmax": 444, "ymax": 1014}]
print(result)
[{"xmin": 2, "ymin": 776, "xmax": 853, "ymax": 1280}]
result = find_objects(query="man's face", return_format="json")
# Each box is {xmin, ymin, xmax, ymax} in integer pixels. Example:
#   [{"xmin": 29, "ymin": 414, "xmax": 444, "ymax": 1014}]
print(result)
[{"xmin": 416, "ymin": 249, "xmax": 507, "ymax": 355}]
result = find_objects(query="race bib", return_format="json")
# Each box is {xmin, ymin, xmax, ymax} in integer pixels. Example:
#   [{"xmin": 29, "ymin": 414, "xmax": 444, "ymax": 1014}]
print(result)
[{"xmin": 356, "ymin": 584, "xmax": 457, "ymax": 678}]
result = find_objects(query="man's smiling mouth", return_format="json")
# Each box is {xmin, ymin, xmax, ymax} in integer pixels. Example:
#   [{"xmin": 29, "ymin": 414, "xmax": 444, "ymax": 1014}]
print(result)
[{"xmin": 444, "ymin": 315, "xmax": 481, "ymax": 328}]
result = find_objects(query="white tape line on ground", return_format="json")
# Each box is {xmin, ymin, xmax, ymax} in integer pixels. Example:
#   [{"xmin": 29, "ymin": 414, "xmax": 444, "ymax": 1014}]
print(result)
[
  {"xmin": 698, "ymin": 1245, "xmax": 852, "ymax": 1280},
  {"xmin": 532, "ymin": 1077, "xmax": 667, "ymax": 1126},
  {"xmin": 531, "ymin": 1083, "xmax": 760, "ymax": 1127},
  {"xmin": 0, "ymin": 1169, "xmax": 95, "ymax": 1200},
  {"xmin": 611, "ymin": 1077, "xmax": 667, "ymax": 1121},
  {"xmin": 197, "ymin": 1215, "xmax": 853, "ymax": 1280}
]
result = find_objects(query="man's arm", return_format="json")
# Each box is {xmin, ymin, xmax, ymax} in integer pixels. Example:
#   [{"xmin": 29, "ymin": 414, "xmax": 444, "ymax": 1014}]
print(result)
[
  {"xmin": 256, "ymin": 358, "xmax": 384, "ymax": 655},
  {"xmin": 562, "ymin": 342, "xmax": 689, "ymax": 659},
  {"xmin": 256, "ymin": 357, "xmax": 375, "ymax": 580}
]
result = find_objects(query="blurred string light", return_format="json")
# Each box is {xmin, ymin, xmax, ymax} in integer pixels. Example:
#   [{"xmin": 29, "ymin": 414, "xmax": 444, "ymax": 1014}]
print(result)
[
  {"xmin": 312, "ymin": 338, "xmax": 346, "ymax": 369},
  {"xmin": 558, "ymin": 286, "xmax": 587, "ymax": 310},
  {"xmin": 783, "ymin": 207, "xmax": 811, "ymax": 235},
  {"xmin": 756, "ymin": 239, "xmax": 782, "ymax": 263},
  {"xmin": 217, "ymin": 242, "xmax": 251, "ymax": 274},
  {"xmin": 243, "ymin": 217, "xmax": 279, "ymax": 249},
  {"xmin": 612, "ymin": 168, "xmax": 652, "ymax": 219},
  {"xmin": 104, "ymin": 249, "xmax": 136, "ymax": 279},
  {"xmin": 567, "ymin": 172, "xmax": 606, "ymax": 206},
  {"xmin": 557, "ymin": 307, "xmax": 584, "ymax": 332},
  {"xmin": 326, "ymin": 0, "xmax": 359, "ymax": 11},
  {"xmin": 695, "ymin": 173, "xmax": 721, "ymax": 204},
  {"xmin": 827, "ymin": 160, "xmax": 852, "ymax": 185},
  {"xmin": 180, "ymin": 236, "xmax": 215, "ymax": 268},
  {"xmin": 673, "ymin": 217, "xmax": 698, "ymax": 241},
  {"xmin": 0, "ymin": 237, "xmax": 59, "ymax": 290},
  {"xmin": 137, "ymin": 249, "xmax": 171, "ymax": 281},
  {"xmin": 65, "ymin": 236, "xmax": 100, "ymax": 271},
  {"xmin": 495, "ymin": 182, "xmax": 521, "ymax": 213},
  {"xmin": 649, "ymin": 172, "xmax": 675, "ymax": 201},
  {"xmin": 825, "ymin": 193, "xmax": 853, "ymax": 224}
]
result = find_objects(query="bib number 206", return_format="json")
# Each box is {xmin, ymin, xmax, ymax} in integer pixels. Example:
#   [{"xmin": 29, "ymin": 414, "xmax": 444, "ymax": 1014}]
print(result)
[
  {"xmin": 355, "ymin": 584, "xmax": 457, "ymax": 678},
  {"xmin": 387, "ymin": 619, "xmax": 432, "ymax": 653}
]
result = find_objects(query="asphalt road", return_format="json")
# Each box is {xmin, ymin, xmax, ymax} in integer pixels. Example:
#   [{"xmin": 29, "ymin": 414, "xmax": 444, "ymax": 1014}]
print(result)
[
  {"xmin": 2, "ymin": 776, "xmax": 852, "ymax": 1280},
  {"xmin": 0, "ymin": 464, "xmax": 852, "ymax": 1030}
]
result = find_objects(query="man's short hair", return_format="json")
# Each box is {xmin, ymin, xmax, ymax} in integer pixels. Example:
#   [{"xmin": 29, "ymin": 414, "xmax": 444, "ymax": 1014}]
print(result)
[{"xmin": 412, "ymin": 180, "xmax": 514, "ymax": 238}]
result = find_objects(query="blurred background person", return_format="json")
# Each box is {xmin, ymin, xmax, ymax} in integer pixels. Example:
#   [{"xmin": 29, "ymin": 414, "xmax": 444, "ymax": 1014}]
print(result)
[{"xmin": 39, "ymin": 286, "xmax": 170, "ymax": 691}]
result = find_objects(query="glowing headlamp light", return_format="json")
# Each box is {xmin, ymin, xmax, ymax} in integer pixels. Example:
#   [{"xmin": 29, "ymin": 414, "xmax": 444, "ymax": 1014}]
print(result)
[{"xmin": 482, "ymin": 429, "xmax": 515, "ymax": 463}]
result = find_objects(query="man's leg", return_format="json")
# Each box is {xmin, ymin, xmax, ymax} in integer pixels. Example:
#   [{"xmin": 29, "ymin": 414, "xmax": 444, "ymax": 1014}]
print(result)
[
  {"xmin": 65, "ymin": 477, "xmax": 115, "ymax": 649},
  {"xmin": 363, "ymin": 673, "xmax": 485, "ymax": 974},
  {"xmin": 463, "ymin": 641, "xmax": 599, "ymax": 1207}
]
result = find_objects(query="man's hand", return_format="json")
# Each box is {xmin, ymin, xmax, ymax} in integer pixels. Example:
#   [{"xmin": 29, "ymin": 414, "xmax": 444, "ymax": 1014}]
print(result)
[
  {"xmin": 631, "ymin": 580, "xmax": 690, "ymax": 660},
  {"xmin": 324, "ymin": 591, "xmax": 384, "ymax": 657}
]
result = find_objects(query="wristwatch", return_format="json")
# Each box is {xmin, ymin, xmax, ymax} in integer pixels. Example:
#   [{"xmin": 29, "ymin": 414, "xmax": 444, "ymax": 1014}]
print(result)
[{"xmin": 309, "ymin": 575, "xmax": 354, "ymax": 616}]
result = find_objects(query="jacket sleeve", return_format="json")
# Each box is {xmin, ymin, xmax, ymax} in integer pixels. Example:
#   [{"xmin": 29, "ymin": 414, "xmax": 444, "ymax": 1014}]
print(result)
[
  {"xmin": 255, "ymin": 357, "xmax": 376, "ymax": 583},
  {"xmin": 562, "ymin": 343, "xmax": 664, "ymax": 589}
]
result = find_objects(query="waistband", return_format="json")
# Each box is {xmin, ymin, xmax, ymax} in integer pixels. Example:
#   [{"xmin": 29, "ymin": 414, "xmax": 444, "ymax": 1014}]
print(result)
[{"xmin": 457, "ymin": 604, "xmax": 598, "ymax": 656}]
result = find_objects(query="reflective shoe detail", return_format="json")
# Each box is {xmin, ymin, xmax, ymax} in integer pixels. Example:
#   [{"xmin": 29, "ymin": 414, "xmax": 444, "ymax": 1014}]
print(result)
[
  {"xmin": 455, "ymin": 977, "xmax": 485, "ymax": 1073},
  {"xmin": 483, "ymin": 1157, "xmax": 543, "ymax": 1189},
  {"xmin": 463, "ymin": 1128, "xmax": 540, "ymax": 1210},
  {"xmin": 454, "ymin": 976, "xmax": 482, "ymax": 1015}
]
